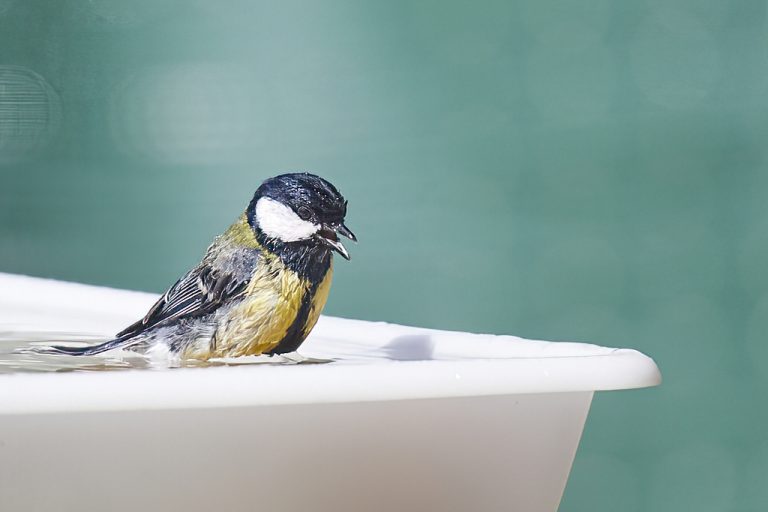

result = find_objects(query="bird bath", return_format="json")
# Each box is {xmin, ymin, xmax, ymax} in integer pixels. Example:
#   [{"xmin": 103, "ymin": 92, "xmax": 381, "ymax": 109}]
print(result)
[{"xmin": 0, "ymin": 272, "xmax": 660, "ymax": 512}]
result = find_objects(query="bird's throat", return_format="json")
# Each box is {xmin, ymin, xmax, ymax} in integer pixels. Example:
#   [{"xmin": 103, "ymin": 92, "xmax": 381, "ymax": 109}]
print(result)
[{"xmin": 236, "ymin": 212, "xmax": 332, "ymax": 285}]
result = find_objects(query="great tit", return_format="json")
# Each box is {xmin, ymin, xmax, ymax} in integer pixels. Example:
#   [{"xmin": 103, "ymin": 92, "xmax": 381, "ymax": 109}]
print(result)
[{"xmin": 40, "ymin": 172, "xmax": 355, "ymax": 362}]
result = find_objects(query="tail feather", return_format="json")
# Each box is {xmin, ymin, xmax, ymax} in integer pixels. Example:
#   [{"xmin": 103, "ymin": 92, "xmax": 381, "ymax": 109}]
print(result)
[{"xmin": 29, "ymin": 336, "xmax": 133, "ymax": 356}]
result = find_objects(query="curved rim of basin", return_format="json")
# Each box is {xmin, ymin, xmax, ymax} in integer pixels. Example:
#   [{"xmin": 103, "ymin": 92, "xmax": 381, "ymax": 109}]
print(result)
[{"xmin": 0, "ymin": 273, "xmax": 661, "ymax": 415}]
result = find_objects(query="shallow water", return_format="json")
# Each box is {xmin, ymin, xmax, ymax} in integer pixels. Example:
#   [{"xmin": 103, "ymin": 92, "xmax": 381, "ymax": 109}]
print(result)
[
  {"xmin": 0, "ymin": 331, "xmax": 148, "ymax": 373},
  {"xmin": 0, "ymin": 330, "xmax": 330, "ymax": 373}
]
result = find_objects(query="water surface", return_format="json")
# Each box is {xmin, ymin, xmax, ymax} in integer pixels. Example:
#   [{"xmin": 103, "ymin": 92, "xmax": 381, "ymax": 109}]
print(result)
[{"xmin": 0, "ymin": 330, "xmax": 328, "ymax": 373}]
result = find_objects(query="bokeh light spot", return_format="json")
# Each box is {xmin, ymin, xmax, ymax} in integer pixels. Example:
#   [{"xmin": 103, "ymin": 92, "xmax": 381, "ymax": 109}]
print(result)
[
  {"xmin": 0, "ymin": 66, "xmax": 60, "ymax": 163},
  {"xmin": 109, "ymin": 64, "xmax": 258, "ymax": 165}
]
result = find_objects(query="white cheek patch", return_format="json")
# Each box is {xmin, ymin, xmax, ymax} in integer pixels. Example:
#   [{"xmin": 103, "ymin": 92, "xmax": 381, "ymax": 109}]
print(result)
[{"xmin": 255, "ymin": 197, "xmax": 319, "ymax": 242}]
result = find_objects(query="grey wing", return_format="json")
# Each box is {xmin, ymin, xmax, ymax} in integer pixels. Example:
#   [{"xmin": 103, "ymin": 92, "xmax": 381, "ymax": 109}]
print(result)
[{"xmin": 116, "ymin": 264, "xmax": 250, "ymax": 339}]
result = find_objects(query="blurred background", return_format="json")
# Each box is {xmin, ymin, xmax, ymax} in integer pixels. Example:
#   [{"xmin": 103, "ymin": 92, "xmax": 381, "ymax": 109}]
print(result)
[{"xmin": 0, "ymin": 0, "xmax": 765, "ymax": 510}]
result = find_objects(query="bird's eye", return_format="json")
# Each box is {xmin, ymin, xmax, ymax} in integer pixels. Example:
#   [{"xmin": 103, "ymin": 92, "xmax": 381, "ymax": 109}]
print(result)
[{"xmin": 297, "ymin": 206, "xmax": 313, "ymax": 221}]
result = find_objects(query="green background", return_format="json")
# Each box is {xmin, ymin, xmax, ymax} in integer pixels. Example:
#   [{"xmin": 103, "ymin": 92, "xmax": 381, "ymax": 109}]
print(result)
[{"xmin": 1, "ymin": 1, "xmax": 765, "ymax": 510}]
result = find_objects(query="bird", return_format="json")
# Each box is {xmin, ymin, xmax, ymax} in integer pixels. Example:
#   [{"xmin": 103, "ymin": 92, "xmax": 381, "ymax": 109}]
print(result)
[{"xmin": 37, "ymin": 172, "xmax": 355, "ymax": 363}]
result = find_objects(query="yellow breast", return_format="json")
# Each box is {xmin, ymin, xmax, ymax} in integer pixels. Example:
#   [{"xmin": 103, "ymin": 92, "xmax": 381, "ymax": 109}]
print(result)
[
  {"xmin": 301, "ymin": 262, "xmax": 333, "ymax": 340},
  {"xmin": 182, "ymin": 255, "xmax": 333, "ymax": 360}
]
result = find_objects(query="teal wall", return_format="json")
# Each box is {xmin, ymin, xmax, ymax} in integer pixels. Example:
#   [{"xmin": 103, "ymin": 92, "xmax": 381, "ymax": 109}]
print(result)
[{"xmin": 1, "ymin": 1, "xmax": 765, "ymax": 510}]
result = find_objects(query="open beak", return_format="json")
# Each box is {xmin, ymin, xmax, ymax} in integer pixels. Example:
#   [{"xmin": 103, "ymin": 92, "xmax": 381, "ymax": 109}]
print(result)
[
  {"xmin": 316, "ymin": 223, "xmax": 356, "ymax": 260},
  {"xmin": 336, "ymin": 223, "xmax": 357, "ymax": 242}
]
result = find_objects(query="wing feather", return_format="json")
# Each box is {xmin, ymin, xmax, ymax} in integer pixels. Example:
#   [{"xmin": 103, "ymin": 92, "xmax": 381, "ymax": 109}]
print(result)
[{"xmin": 116, "ymin": 264, "xmax": 249, "ymax": 339}]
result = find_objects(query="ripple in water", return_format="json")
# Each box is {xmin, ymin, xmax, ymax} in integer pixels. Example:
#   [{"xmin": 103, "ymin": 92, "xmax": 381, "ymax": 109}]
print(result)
[
  {"xmin": 0, "ymin": 330, "xmax": 328, "ymax": 373},
  {"xmin": 0, "ymin": 331, "xmax": 149, "ymax": 373}
]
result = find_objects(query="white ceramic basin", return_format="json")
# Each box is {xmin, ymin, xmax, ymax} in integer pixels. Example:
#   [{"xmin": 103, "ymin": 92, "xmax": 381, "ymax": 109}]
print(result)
[{"xmin": 0, "ymin": 273, "xmax": 660, "ymax": 512}]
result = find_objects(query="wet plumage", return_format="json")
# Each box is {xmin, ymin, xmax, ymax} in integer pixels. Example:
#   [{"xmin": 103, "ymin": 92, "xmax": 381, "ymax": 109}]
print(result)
[{"xmin": 40, "ymin": 173, "xmax": 355, "ymax": 362}]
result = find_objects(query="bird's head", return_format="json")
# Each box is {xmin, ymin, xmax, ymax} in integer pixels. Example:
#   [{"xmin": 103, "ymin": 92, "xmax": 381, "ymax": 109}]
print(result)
[{"xmin": 247, "ymin": 172, "xmax": 356, "ymax": 260}]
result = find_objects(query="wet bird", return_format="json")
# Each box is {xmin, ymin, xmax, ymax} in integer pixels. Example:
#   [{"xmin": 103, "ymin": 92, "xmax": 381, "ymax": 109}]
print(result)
[{"xmin": 39, "ymin": 172, "xmax": 355, "ymax": 363}]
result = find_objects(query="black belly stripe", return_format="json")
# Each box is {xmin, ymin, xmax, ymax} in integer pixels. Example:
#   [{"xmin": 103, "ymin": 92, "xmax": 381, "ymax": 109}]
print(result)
[{"xmin": 266, "ymin": 280, "xmax": 320, "ymax": 355}]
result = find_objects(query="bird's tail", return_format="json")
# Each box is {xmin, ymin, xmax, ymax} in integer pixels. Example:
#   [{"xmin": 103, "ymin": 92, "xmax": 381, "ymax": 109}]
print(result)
[{"xmin": 25, "ymin": 336, "xmax": 133, "ymax": 356}]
